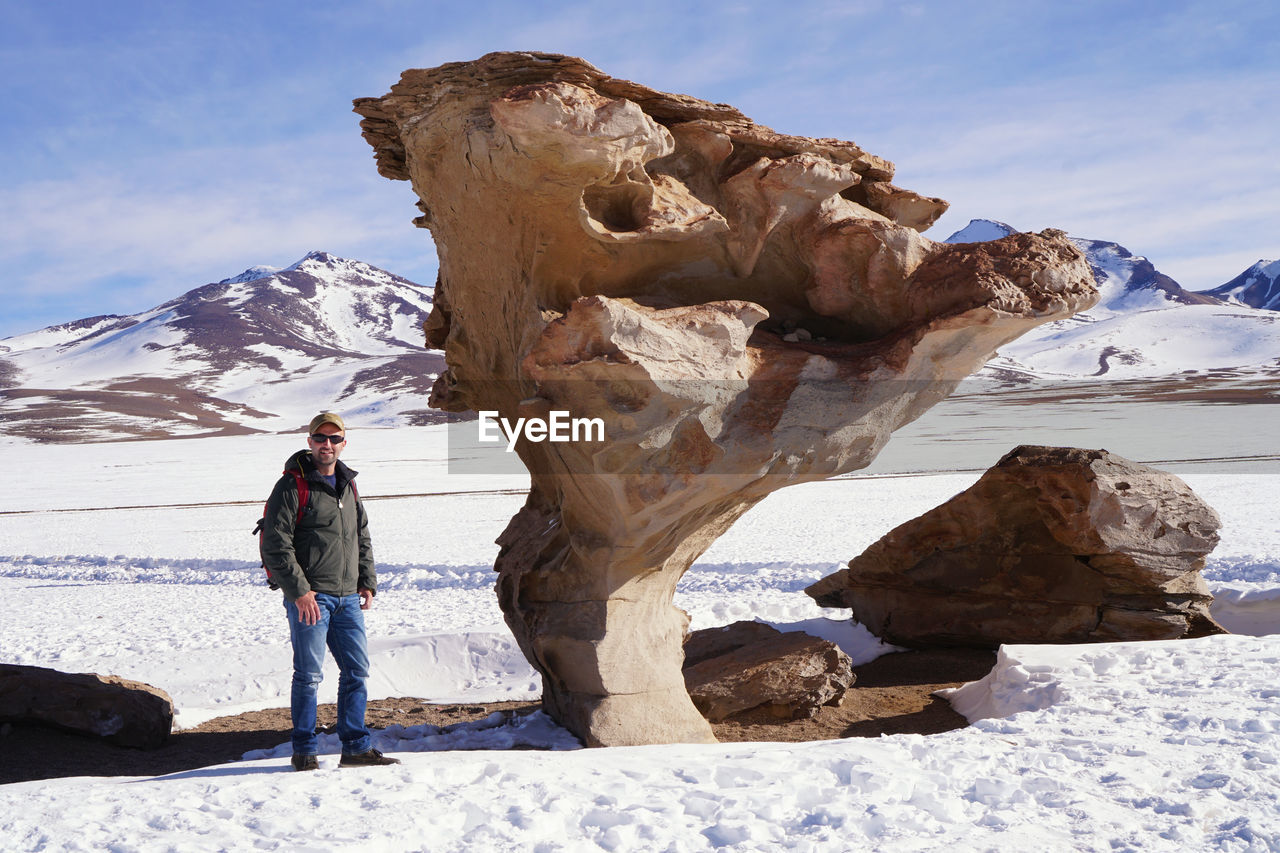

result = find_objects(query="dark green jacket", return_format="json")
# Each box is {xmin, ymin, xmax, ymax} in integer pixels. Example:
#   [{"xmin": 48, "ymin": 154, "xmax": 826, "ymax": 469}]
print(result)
[{"xmin": 260, "ymin": 449, "xmax": 375, "ymax": 601}]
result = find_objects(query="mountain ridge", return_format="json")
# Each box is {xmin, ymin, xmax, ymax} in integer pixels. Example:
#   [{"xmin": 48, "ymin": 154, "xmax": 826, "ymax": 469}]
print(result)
[
  {"xmin": 3, "ymin": 236, "xmax": 1276, "ymax": 444},
  {"xmin": 0, "ymin": 252, "xmax": 445, "ymax": 443},
  {"xmin": 944, "ymin": 219, "xmax": 1221, "ymax": 313},
  {"xmin": 943, "ymin": 220, "xmax": 1279, "ymax": 384},
  {"xmin": 1199, "ymin": 258, "xmax": 1280, "ymax": 310}
]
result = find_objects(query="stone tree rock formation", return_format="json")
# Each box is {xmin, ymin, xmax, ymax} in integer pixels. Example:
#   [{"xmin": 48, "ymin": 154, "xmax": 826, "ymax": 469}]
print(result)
[
  {"xmin": 354, "ymin": 52, "xmax": 1099, "ymax": 746},
  {"xmin": 807, "ymin": 446, "xmax": 1226, "ymax": 647}
]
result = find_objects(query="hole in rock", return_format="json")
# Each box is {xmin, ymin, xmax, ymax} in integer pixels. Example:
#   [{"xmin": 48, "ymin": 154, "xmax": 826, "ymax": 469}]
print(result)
[{"xmin": 582, "ymin": 183, "xmax": 645, "ymax": 233}]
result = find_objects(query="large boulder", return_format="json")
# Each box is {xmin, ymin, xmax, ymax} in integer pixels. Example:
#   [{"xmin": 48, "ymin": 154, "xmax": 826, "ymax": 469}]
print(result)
[
  {"xmin": 683, "ymin": 622, "xmax": 855, "ymax": 721},
  {"xmin": 0, "ymin": 664, "xmax": 174, "ymax": 748},
  {"xmin": 807, "ymin": 445, "xmax": 1226, "ymax": 647},
  {"xmin": 355, "ymin": 52, "xmax": 1097, "ymax": 746}
]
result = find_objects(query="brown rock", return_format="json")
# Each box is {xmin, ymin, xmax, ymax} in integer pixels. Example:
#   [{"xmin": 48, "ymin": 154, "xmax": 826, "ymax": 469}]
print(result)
[
  {"xmin": 0, "ymin": 664, "xmax": 174, "ymax": 749},
  {"xmin": 682, "ymin": 619, "xmax": 783, "ymax": 667},
  {"xmin": 682, "ymin": 622, "xmax": 855, "ymax": 721},
  {"xmin": 856, "ymin": 182, "xmax": 949, "ymax": 232},
  {"xmin": 808, "ymin": 445, "xmax": 1226, "ymax": 647},
  {"xmin": 355, "ymin": 52, "xmax": 1097, "ymax": 746}
]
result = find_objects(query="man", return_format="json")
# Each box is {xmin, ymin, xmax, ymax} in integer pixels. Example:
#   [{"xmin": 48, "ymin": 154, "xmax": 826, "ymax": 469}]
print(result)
[{"xmin": 260, "ymin": 412, "xmax": 400, "ymax": 771}]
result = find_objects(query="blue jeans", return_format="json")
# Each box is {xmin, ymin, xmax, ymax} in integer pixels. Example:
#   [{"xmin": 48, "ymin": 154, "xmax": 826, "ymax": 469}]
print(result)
[{"xmin": 284, "ymin": 592, "xmax": 372, "ymax": 756}]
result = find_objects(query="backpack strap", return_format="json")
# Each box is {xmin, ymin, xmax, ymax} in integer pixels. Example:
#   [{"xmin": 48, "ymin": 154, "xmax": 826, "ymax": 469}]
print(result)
[
  {"xmin": 289, "ymin": 469, "xmax": 310, "ymax": 524},
  {"xmin": 256, "ymin": 468, "xmax": 312, "ymax": 590},
  {"xmin": 251, "ymin": 469, "xmax": 311, "ymax": 535}
]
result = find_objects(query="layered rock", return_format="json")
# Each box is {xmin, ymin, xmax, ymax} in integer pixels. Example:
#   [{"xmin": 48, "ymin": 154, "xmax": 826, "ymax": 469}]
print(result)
[
  {"xmin": 355, "ymin": 52, "xmax": 1098, "ymax": 746},
  {"xmin": 683, "ymin": 622, "xmax": 854, "ymax": 721},
  {"xmin": 807, "ymin": 446, "xmax": 1226, "ymax": 647},
  {"xmin": 0, "ymin": 664, "xmax": 174, "ymax": 748}
]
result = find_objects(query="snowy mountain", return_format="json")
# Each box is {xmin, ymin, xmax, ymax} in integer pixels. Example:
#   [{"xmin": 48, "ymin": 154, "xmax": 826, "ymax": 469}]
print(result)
[
  {"xmin": 945, "ymin": 219, "xmax": 1217, "ymax": 316},
  {"xmin": 943, "ymin": 218, "xmax": 1017, "ymax": 244},
  {"xmin": 0, "ymin": 252, "xmax": 445, "ymax": 443},
  {"xmin": 1199, "ymin": 259, "xmax": 1280, "ymax": 310},
  {"xmin": 4, "ymin": 234, "xmax": 1276, "ymax": 444},
  {"xmin": 944, "ymin": 220, "xmax": 1279, "ymax": 383},
  {"xmin": 1068, "ymin": 237, "xmax": 1219, "ymax": 315}
]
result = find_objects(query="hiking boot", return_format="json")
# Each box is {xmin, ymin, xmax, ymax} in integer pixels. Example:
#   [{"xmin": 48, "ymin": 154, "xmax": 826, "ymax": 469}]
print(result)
[
  {"xmin": 291, "ymin": 753, "xmax": 319, "ymax": 772},
  {"xmin": 339, "ymin": 748, "xmax": 401, "ymax": 767}
]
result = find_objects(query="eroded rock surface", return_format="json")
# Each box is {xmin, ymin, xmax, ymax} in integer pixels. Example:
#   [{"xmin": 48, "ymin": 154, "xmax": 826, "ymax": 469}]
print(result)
[
  {"xmin": 355, "ymin": 52, "xmax": 1097, "ymax": 746},
  {"xmin": 808, "ymin": 445, "xmax": 1226, "ymax": 647},
  {"xmin": 683, "ymin": 622, "xmax": 855, "ymax": 721},
  {"xmin": 0, "ymin": 664, "xmax": 174, "ymax": 748}
]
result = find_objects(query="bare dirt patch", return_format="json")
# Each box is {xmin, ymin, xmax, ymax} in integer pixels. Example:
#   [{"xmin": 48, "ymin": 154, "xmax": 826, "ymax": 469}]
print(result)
[
  {"xmin": 0, "ymin": 384, "xmax": 266, "ymax": 443},
  {"xmin": 0, "ymin": 648, "xmax": 994, "ymax": 785}
]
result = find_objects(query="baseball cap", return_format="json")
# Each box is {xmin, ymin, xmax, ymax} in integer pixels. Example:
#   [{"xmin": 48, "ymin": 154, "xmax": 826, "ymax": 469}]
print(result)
[{"xmin": 308, "ymin": 412, "xmax": 346, "ymax": 433}]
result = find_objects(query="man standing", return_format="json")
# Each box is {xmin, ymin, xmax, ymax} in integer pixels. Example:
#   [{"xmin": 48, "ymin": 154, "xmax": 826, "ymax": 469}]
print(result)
[{"xmin": 260, "ymin": 412, "xmax": 400, "ymax": 771}]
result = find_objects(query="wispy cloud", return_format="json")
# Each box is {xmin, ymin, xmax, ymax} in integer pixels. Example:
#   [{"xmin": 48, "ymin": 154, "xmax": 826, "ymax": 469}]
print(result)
[
  {"xmin": 0, "ymin": 130, "xmax": 436, "ymax": 334},
  {"xmin": 888, "ymin": 70, "xmax": 1280, "ymax": 287},
  {"xmin": 1, "ymin": 0, "xmax": 1276, "ymax": 336}
]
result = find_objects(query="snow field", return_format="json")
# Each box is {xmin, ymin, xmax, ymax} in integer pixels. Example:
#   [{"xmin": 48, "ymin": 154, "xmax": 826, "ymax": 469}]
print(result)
[
  {"xmin": 996, "ymin": 303, "xmax": 1280, "ymax": 379},
  {"xmin": 3, "ymin": 634, "xmax": 1277, "ymax": 851},
  {"xmin": 1, "ymin": 426, "xmax": 1278, "ymax": 850}
]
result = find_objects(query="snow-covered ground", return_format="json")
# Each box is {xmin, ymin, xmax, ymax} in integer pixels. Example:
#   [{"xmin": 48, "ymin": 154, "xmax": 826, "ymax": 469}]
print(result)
[
  {"xmin": 991, "ymin": 303, "xmax": 1280, "ymax": 381},
  {"xmin": 1, "ymin": 419, "xmax": 1277, "ymax": 851}
]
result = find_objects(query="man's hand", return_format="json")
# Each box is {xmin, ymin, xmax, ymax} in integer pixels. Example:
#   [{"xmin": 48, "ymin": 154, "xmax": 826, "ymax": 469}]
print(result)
[
  {"xmin": 359, "ymin": 588, "xmax": 374, "ymax": 610},
  {"xmin": 295, "ymin": 591, "xmax": 320, "ymax": 625}
]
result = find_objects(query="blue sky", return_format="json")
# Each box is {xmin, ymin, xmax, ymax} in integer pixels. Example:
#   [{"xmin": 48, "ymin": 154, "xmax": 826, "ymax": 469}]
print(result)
[{"xmin": 2, "ymin": 0, "xmax": 1277, "ymax": 337}]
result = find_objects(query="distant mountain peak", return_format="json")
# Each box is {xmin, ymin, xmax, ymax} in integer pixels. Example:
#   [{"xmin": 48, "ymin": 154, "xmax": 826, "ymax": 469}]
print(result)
[
  {"xmin": 944, "ymin": 219, "xmax": 1017, "ymax": 244},
  {"xmin": 1234, "ymin": 258, "xmax": 1279, "ymax": 282},
  {"xmin": 279, "ymin": 251, "xmax": 404, "ymax": 285},
  {"xmin": 1070, "ymin": 237, "xmax": 1217, "ymax": 311},
  {"xmin": 218, "ymin": 264, "xmax": 282, "ymax": 286},
  {"xmin": 1199, "ymin": 258, "xmax": 1280, "ymax": 310},
  {"xmin": 218, "ymin": 252, "xmax": 371, "ymax": 286},
  {"xmin": 214, "ymin": 253, "xmax": 408, "ymax": 294},
  {"xmin": 942, "ymin": 220, "xmax": 1216, "ymax": 313},
  {"xmin": 286, "ymin": 250, "xmax": 336, "ymax": 271}
]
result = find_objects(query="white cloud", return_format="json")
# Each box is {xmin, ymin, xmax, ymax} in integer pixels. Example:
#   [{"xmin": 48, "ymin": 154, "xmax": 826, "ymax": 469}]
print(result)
[
  {"xmin": 0, "ymin": 131, "xmax": 436, "ymax": 335},
  {"xmin": 3, "ymin": 0, "xmax": 1276, "ymax": 335},
  {"xmin": 879, "ymin": 72, "xmax": 1280, "ymax": 289}
]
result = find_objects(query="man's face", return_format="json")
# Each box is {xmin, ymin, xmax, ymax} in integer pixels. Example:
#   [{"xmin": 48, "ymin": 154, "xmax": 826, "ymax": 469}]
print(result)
[{"xmin": 307, "ymin": 422, "xmax": 346, "ymax": 468}]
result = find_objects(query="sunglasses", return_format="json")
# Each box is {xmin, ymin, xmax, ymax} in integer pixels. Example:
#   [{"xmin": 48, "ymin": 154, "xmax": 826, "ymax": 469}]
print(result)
[{"xmin": 309, "ymin": 434, "xmax": 346, "ymax": 444}]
